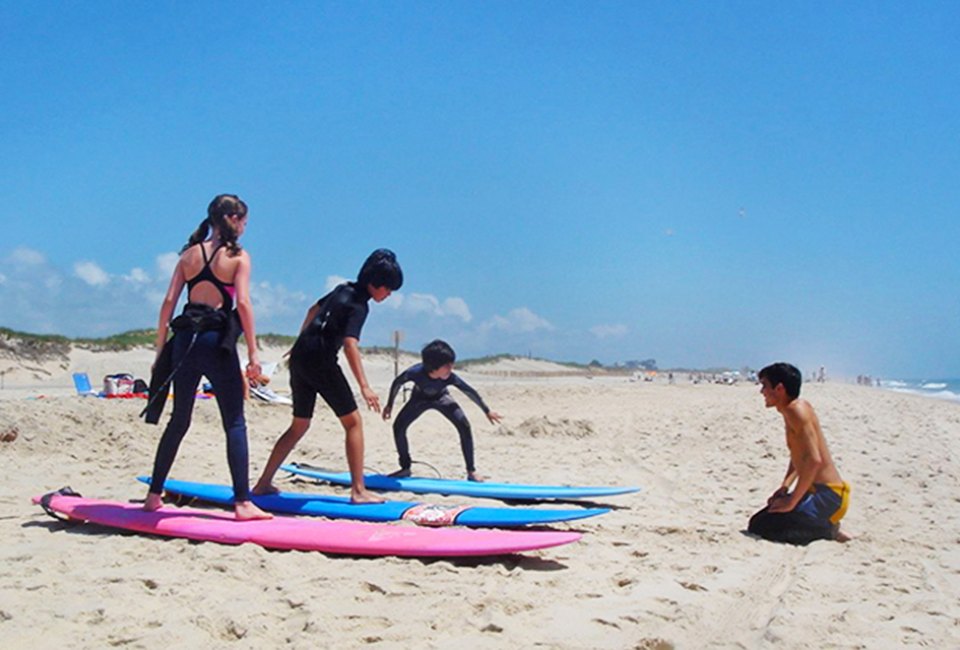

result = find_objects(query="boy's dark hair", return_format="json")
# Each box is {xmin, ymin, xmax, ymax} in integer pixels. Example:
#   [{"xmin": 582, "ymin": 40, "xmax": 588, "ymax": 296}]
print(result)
[
  {"xmin": 758, "ymin": 362, "xmax": 802, "ymax": 399},
  {"xmin": 358, "ymin": 248, "xmax": 403, "ymax": 290},
  {"xmin": 421, "ymin": 339, "xmax": 455, "ymax": 372}
]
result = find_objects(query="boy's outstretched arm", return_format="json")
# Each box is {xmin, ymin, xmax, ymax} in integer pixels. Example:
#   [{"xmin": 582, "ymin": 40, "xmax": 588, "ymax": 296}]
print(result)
[
  {"xmin": 452, "ymin": 375, "xmax": 501, "ymax": 423},
  {"xmin": 343, "ymin": 337, "xmax": 380, "ymax": 413}
]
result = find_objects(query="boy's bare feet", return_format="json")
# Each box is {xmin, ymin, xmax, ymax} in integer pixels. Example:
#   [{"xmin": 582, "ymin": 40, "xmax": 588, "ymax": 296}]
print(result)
[
  {"xmin": 351, "ymin": 488, "xmax": 386, "ymax": 504},
  {"xmin": 143, "ymin": 493, "xmax": 164, "ymax": 512},
  {"xmin": 835, "ymin": 528, "xmax": 854, "ymax": 543},
  {"xmin": 251, "ymin": 482, "xmax": 280, "ymax": 496},
  {"xmin": 234, "ymin": 500, "xmax": 273, "ymax": 520}
]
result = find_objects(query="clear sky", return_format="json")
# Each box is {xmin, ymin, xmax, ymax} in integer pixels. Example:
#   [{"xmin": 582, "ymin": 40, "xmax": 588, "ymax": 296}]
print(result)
[{"xmin": 1, "ymin": 2, "xmax": 957, "ymax": 379}]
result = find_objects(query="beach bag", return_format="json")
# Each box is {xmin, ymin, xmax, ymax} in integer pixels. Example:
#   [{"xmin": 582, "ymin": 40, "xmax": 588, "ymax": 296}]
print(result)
[{"xmin": 103, "ymin": 373, "xmax": 135, "ymax": 396}]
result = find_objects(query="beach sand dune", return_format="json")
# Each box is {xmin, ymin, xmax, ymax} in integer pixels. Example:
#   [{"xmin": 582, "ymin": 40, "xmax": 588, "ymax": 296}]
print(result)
[{"xmin": 1, "ymin": 348, "xmax": 958, "ymax": 648}]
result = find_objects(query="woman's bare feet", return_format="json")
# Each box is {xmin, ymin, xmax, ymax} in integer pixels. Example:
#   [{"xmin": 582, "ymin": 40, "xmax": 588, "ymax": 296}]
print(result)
[
  {"xmin": 143, "ymin": 493, "xmax": 164, "ymax": 512},
  {"xmin": 234, "ymin": 500, "xmax": 273, "ymax": 520},
  {"xmin": 351, "ymin": 488, "xmax": 385, "ymax": 504}
]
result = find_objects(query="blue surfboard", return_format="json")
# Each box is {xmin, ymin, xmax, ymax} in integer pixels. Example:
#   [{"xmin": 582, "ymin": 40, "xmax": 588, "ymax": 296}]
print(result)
[
  {"xmin": 138, "ymin": 477, "xmax": 609, "ymax": 528},
  {"xmin": 280, "ymin": 463, "xmax": 640, "ymax": 500}
]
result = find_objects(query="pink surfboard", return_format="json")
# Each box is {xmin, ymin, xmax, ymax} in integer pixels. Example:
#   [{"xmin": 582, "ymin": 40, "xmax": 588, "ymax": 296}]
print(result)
[{"xmin": 33, "ymin": 493, "xmax": 581, "ymax": 557}]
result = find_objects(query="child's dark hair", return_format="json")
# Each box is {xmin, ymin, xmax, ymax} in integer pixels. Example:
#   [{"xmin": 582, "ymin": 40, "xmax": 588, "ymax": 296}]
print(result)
[
  {"xmin": 358, "ymin": 248, "xmax": 403, "ymax": 290},
  {"xmin": 758, "ymin": 362, "xmax": 802, "ymax": 399},
  {"xmin": 182, "ymin": 194, "xmax": 248, "ymax": 255},
  {"xmin": 421, "ymin": 339, "xmax": 455, "ymax": 372}
]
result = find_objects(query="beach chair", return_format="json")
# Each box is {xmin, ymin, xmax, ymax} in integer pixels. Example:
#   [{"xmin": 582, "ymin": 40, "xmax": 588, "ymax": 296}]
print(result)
[
  {"xmin": 72, "ymin": 373, "xmax": 99, "ymax": 397},
  {"xmin": 249, "ymin": 361, "xmax": 293, "ymax": 404}
]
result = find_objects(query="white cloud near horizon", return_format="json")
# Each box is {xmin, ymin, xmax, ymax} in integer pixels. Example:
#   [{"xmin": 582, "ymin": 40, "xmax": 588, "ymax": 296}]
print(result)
[
  {"xmin": 590, "ymin": 323, "xmax": 628, "ymax": 339},
  {"xmin": 123, "ymin": 267, "xmax": 150, "ymax": 284},
  {"xmin": 390, "ymin": 292, "xmax": 473, "ymax": 322},
  {"xmin": 156, "ymin": 252, "xmax": 179, "ymax": 277},
  {"xmin": 252, "ymin": 281, "xmax": 310, "ymax": 323},
  {"xmin": 0, "ymin": 248, "xmax": 551, "ymax": 356},
  {"xmin": 74, "ymin": 260, "xmax": 110, "ymax": 286},
  {"xmin": 8, "ymin": 246, "xmax": 46, "ymax": 266},
  {"xmin": 481, "ymin": 307, "xmax": 553, "ymax": 334}
]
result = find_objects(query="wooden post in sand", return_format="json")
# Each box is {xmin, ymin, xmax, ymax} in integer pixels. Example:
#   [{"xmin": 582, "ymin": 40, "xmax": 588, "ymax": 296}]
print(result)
[
  {"xmin": 393, "ymin": 330, "xmax": 406, "ymax": 403},
  {"xmin": 393, "ymin": 330, "xmax": 403, "ymax": 379}
]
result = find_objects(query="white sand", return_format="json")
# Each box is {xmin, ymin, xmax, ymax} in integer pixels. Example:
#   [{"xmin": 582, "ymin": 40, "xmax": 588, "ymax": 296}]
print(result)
[{"xmin": 1, "ymin": 347, "xmax": 959, "ymax": 648}]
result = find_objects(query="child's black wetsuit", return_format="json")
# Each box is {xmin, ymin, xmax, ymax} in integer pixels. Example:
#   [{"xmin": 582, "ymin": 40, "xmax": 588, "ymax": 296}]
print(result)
[
  {"xmin": 384, "ymin": 363, "xmax": 491, "ymax": 473},
  {"xmin": 288, "ymin": 282, "xmax": 371, "ymax": 418}
]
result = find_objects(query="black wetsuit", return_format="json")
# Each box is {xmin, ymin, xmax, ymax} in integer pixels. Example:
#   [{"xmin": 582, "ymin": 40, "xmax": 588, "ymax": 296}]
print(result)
[
  {"xmin": 147, "ymin": 244, "xmax": 251, "ymax": 502},
  {"xmin": 385, "ymin": 363, "xmax": 491, "ymax": 473},
  {"xmin": 288, "ymin": 282, "xmax": 370, "ymax": 418}
]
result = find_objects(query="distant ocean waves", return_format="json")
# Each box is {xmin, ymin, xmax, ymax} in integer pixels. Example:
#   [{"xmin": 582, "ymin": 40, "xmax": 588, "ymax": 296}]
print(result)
[{"xmin": 881, "ymin": 378, "xmax": 960, "ymax": 403}]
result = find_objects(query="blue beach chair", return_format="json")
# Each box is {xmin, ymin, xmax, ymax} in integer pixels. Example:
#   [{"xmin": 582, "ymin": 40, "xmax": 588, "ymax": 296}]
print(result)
[{"xmin": 72, "ymin": 373, "xmax": 98, "ymax": 397}]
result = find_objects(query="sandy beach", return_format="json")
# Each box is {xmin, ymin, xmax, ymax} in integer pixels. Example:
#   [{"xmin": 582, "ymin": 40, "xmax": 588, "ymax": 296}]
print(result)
[{"xmin": 1, "ymin": 345, "xmax": 959, "ymax": 649}]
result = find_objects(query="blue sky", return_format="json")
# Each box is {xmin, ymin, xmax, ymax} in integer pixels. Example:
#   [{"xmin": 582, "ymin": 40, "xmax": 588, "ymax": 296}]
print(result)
[{"xmin": 1, "ymin": 2, "xmax": 957, "ymax": 379}]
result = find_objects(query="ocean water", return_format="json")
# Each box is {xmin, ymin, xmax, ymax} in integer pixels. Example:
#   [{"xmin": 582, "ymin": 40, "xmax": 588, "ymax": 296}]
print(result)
[{"xmin": 881, "ymin": 378, "xmax": 960, "ymax": 403}]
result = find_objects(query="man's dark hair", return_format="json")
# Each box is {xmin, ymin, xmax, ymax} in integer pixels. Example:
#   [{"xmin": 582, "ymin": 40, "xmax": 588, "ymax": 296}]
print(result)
[
  {"xmin": 758, "ymin": 362, "xmax": 802, "ymax": 399},
  {"xmin": 358, "ymin": 248, "xmax": 403, "ymax": 290},
  {"xmin": 421, "ymin": 339, "xmax": 455, "ymax": 372}
]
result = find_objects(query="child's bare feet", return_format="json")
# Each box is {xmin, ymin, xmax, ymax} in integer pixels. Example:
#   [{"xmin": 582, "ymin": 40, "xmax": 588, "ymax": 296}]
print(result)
[
  {"xmin": 251, "ymin": 482, "xmax": 280, "ymax": 496},
  {"xmin": 835, "ymin": 528, "xmax": 854, "ymax": 543},
  {"xmin": 143, "ymin": 493, "xmax": 164, "ymax": 512},
  {"xmin": 351, "ymin": 488, "xmax": 385, "ymax": 504},
  {"xmin": 234, "ymin": 500, "xmax": 273, "ymax": 520}
]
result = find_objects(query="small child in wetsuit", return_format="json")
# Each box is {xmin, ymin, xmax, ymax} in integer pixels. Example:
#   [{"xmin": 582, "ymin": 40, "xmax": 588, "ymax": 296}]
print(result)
[
  {"xmin": 252, "ymin": 249, "xmax": 403, "ymax": 503},
  {"xmin": 382, "ymin": 339, "xmax": 502, "ymax": 482}
]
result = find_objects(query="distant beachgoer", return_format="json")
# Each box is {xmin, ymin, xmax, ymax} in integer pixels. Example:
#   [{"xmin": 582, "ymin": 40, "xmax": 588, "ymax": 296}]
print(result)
[
  {"xmin": 143, "ymin": 194, "xmax": 270, "ymax": 520},
  {"xmin": 253, "ymin": 249, "xmax": 403, "ymax": 503},
  {"xmin": 382, "ymin": 340, "xmax": 502, "ymax": 482},
  {"xmin": 748, "ymin": 362, "xmax": 850, "ymax": 545}
]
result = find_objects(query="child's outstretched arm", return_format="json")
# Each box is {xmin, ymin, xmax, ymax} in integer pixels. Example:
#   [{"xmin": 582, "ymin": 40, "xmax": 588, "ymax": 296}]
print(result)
[
  {"xmin": 452, "ymin": 375, "xmax": 502, "ymax": 423},
  {"xmin": 343, "ymin": 337, "xmax": 380, "ymax": 413}
]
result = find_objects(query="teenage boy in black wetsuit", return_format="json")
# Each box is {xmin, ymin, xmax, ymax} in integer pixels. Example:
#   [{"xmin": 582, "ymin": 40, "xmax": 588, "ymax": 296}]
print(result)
[
  {"xmin": 382, "ymin": 340, "xmax": 502, "ymax": 482},
  {"xmin": 253, "ymin": 249, "xmax": 402, "ymax": 503}
]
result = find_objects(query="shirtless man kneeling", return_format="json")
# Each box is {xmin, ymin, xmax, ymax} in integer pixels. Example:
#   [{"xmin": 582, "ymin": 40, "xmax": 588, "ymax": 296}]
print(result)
[{"xmin": 749, "ymin": 362, "xmax": 851, "ymax": 545}]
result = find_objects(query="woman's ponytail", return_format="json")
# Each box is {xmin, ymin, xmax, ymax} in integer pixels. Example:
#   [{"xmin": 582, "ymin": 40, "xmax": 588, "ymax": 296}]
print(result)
[{"xmin": 181, "ymin": 217, "xmax": 211, "ymax": 253}]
